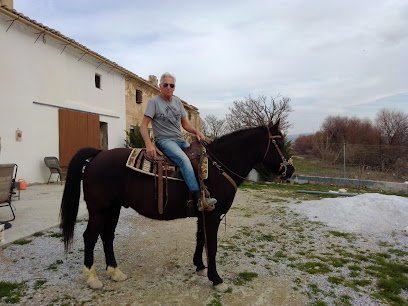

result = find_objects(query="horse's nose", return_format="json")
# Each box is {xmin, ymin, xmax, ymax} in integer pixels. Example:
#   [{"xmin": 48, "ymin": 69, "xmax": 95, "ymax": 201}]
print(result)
[{"xmin": 280, "ymin": 164, "xmax": 295, "ymax": 180}]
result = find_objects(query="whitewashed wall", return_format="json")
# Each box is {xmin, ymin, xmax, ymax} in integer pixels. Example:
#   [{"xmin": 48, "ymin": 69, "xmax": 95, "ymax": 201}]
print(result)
[{"xmin": 0, "ymin": 15, "xmax": 126, "ymax": 183}]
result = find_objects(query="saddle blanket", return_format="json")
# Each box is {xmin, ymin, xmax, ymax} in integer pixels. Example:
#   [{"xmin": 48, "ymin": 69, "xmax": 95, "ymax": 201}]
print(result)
[{"xmin": 126, "ymin": 148, "xmax": 183, "ymax": 181}]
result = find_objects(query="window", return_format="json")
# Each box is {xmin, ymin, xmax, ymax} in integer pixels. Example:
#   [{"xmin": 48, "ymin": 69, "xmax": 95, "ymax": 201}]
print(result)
[
  {"xmin": 95, "ymin": 74, "xmax": 101, "ymax": 89},
  {"xmin": 136, "ymin": 89, "xmax": 143, "ymax": 104}
]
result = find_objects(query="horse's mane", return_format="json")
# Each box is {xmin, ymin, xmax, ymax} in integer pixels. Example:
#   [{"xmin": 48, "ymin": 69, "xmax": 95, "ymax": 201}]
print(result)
[{"xmin": 207, "ymin": 126, "xmax": 266, "ymax": 152}]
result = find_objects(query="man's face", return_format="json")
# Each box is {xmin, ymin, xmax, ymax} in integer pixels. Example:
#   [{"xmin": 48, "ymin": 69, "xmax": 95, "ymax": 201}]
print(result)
[{"xmin": 159, "ymin": 76, "xmax": 175, "ymax": 98}]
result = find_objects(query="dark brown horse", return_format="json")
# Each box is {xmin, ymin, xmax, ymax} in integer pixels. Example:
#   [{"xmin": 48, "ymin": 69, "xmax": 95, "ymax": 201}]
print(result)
[{"xmin": 60, "ymin": 121, "xmax": 294, "ymax": 291}]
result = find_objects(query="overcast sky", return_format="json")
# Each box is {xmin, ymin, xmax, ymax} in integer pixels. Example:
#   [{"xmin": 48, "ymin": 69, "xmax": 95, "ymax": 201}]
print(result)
[{"xmin": 14, "ymin": 0, "xmax": 408, "ymax": 135}]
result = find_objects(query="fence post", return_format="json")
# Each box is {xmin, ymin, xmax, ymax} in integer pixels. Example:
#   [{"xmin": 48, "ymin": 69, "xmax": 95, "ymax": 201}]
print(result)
[{"xmin": 343, "ymin": 142, "xmax": 346, "ymax": 178}]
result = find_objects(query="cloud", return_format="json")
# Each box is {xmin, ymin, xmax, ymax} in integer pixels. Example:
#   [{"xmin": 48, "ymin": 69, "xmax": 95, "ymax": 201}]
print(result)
[{"xmin": 14, "ymin": 0, "xmax": 408, "ymax": 135}]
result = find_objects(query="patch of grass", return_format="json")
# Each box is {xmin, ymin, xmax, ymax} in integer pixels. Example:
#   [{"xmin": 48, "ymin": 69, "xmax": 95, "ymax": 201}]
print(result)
[
  {"xmin": 0, "ymin": 281, "xmax": 27, "ymax": 303},
  {"xmin": 348, "ymin": 264, "xmax": 362, "ymax": 271},
  {"xmin": 206, "ymin": 294, "xmax": 222, "ymax": 306},
  {"xmin": 370, "ymin": 257, "xmax": 408, "ymax": 295},
  {"xmin": 257, "ymin": 234, "xmax": 275, "ymax": 242},
  {"xmin": 328, "ymin": 276, "xmax": 344, "ymax": 285},
  {"xmin": 219, "ymin": 242, "xmax": 240, "ymax": 252},
  {"xmin": 240, "ymin": 182, "xmax": 269, "ymax": 190},
  {"xmin": 348, "ymin": 279, "xmax": 371, "ymax": 287},
  {"xmin": 33, "ymin": 231, "xmax": 44, "ymax": 237},
  {"xmin": 338, "ymin": 295, "xmax": 353, "ymax": 306},
  {"xmin": 311, "ymin": 300, "xmax": 327, "ymax": 306},
  {"xmin": 378, "ymin": 240, "xmax": 394, "ymax": 247},
  {"xmin": 48, "ymin": 232, "xmax": 63, "ymax": 238},
  {"xmin": 344, "ymin": 279, "xmax": 371, "ymax": 291},
  {"xmin": 47, "ymin": 259, "xmax": 64, "ymax": 271},
  {"xmin": 272, "ymin": 250, "xmax": 287, "ymax": 261},
  {"xmin": 231, "ymin": 234, "xmax": 241, "ymax": 240},
  {"xmin": 295, "ymin": 261, "xmax": 331, "ymax": 274},
  {"xmin": 308, "ymin": 283, "xmax": 322, "ymax": 295},
  {"xmin": 33, "ymin": 279, "xmax": 47, "ymax": 290},
  {"xmin": 244, "ymin": 251, "xmax": 255, "ymax": 258},
  {"xmin": 13, "ymin": 239, "xmax": 32, "ymax": 245},
  {"xmin": 237, "ymin": 226, "xmax": 252, "ymax": 237},
  {"xmin": 328, "ymin": 231, "xmax": 355, "ymax": 242},
  {"xmin": 234, "ymin": 272, "xmax": 258, "ymax": 286},
  {"xmin": 388, "ymin": 248, "xmax": 408, "ymax": 257},
  {"xmin": 349, "ymin": 271, "xmax": 360, "ymax": 277},
  {"xmin": 326, "ymin": 256, "xmax": 350, "ymax": 268}
]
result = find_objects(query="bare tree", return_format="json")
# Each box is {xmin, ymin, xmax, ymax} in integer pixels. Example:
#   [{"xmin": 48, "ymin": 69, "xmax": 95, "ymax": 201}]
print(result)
[
  {"xmin": 226, "ymin": 95, "xmax": 292, "ymax": 131},
  {"xmin": 202, "ymin": 115, "xmax": 228, "ymax": 138},
  {"xmin": 375, "ymin": 108, "xmax": 408, "ymax": 145}
]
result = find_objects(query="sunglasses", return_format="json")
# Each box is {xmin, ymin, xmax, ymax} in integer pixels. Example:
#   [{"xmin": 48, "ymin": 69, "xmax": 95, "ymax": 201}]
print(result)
[{"xmin": 162, "ymin": 83, "xmax": 175, "ymax": 88}]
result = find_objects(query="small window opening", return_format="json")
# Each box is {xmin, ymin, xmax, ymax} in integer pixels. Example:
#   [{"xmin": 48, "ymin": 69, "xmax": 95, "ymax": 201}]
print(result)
[
  {"xmin": 95, "ymin": 74, "xmax": 101, "ymax": 89},
  {"xmin": 136, "ymin": 89, "xmax": 143, "ymax": 104}
]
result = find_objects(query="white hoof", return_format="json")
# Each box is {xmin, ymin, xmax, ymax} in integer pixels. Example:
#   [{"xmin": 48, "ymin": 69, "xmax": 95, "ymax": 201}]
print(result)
[
  {"xmin": 83, "ymin": 266, "xmax": 103, "ymax": 289},
  {"xmin": 213, "ymin": 283, "xmax": 229, "ymax": 292},
  {"xmin": 106, "ymin": 266, "xmax": 128, "ymax": 282},
  {"xmin": 196, "ymin": 268, "xmax": 207, "ymax": 277}
]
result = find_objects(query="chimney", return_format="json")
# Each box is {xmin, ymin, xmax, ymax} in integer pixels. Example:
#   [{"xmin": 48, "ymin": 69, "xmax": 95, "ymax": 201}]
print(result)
[
  {"xmin": 0, "ymin": 0, "xmax": 13, "ymax": 9},
  {"xmin": 148, "ymin": 75, "xmax": 158, "ymax": 87}
]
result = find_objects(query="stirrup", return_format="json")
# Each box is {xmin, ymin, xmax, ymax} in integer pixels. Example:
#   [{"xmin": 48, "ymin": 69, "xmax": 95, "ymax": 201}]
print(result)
[{"xmin": 198, "ymin": 197, "xmax": 217, "ymax": 212}]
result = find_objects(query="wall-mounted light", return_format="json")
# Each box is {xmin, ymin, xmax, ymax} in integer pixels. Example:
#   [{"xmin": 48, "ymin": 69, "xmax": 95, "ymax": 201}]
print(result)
[{"xmin": 15, "ymin": 128, "xmax": 22, "ymax": 142}]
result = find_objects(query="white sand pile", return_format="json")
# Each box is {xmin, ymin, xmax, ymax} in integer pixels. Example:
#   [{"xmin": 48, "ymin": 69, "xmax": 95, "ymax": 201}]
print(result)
[{"xmin": 292, "ymin": 193, "xmax": 408, "ymax": 235}]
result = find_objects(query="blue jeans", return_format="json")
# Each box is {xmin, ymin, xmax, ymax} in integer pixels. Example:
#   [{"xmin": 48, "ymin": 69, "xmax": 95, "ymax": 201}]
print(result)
[{"xmin": 155, "ymin": 138, "xmax": 200, "ymax": 192}]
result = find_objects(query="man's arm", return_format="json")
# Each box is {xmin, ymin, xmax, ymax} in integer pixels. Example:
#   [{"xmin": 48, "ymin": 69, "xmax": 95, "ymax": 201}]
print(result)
[
  {"xmin": 181, "ymin": 117, "xmax": 205, "ymax": 141},
  {"xmin": 140, "ymin": 115, "xmax": 156, "ymax": 158}
]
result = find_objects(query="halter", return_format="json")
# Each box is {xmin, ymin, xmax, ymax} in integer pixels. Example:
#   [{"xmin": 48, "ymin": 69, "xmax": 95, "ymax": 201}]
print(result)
[{"xmin": 262, "ymin": 127, "xmax": 293, "ymax": 178}]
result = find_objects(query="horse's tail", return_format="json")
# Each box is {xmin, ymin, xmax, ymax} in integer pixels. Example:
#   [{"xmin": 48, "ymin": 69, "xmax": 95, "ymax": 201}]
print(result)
[{"xmin": 60, "ymin": 147, "xmax": 100, "ymax": 252}]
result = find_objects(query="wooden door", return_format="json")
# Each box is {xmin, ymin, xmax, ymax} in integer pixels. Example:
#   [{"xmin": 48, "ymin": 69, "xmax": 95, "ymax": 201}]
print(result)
[{"xmin": 59, "ymin": 109, "xmax": 100, "ymax": 168}]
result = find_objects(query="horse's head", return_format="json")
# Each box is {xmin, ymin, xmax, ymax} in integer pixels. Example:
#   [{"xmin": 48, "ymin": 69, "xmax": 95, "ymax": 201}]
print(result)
[{"xmin": 262, "ymin": 120, "xmax": 295, "ymax": 181}]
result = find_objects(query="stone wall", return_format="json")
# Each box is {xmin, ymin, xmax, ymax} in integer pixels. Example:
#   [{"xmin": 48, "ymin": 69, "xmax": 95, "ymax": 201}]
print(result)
[
  {"xmin": 125, "ymin": 77, "xmax": 202, "ymax": 135},
  {"xmin": 293, "ymin": 175, "xmax": 408, "ymax": 194}
]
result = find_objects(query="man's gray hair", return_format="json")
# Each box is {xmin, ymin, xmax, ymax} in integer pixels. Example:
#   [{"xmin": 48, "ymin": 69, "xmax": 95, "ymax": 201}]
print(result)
[{"xmin": 160, "ymin": 72, "xmax": 176, "ymax": 84}]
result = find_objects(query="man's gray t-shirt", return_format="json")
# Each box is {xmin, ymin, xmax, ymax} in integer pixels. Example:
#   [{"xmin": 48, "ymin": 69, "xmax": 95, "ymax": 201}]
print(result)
[{"xmin": 144, "ymin": 95, "xmax": 187, "ymax": 140}]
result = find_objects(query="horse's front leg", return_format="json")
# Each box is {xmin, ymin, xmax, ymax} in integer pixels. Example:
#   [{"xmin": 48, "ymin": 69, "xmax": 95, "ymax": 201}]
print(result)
[
  {"xmin": 193, "ymin": 217, "xmax": 206, "ymax": 274},
  {"xmin": 204, "ymin": 213, "xmax": 229, "ymax": 292}
]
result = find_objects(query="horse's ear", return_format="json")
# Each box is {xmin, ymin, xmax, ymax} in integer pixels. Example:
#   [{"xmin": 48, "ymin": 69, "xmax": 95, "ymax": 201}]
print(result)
[{"xmin": 268, "ymin": 119, "xmax": 280, "ymax": 130}]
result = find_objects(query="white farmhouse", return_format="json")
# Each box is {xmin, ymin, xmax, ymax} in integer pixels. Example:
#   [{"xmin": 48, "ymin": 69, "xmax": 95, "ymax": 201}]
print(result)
[{"xmin": 0, "ymin": 1, "xmax": 202, "ymax": 183}]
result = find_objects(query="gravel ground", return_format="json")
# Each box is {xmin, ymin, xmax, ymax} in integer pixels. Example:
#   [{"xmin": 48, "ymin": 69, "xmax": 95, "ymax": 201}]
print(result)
[{"xmin": 0, "ymin": 188, "xmax": 407, "ymax": 305}]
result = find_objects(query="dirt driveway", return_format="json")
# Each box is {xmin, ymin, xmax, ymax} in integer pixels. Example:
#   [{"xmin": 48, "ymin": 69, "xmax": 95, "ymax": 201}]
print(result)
[{"xmin": 1, "ymin": 187, "xmax": 407, "ymax": 305}]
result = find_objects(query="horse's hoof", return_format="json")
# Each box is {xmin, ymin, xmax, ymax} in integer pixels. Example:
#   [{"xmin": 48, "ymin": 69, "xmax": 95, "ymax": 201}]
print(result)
[
  {"xmin": 106, "ymin": 266, "xmax": 128, "ymax": 281},
  {"xmin": 196, "ymin": 268, "xmax": 207, "ymax": 277},
  {"xmin": 87, "ymin": 277, "xmax": 103, "ymax": 289},
  {"xmin": 213, "ymin": 282, "xmax": 229, "ymax": 292},
  {"xmin": 83, "ymin": 266, "xmax": 103, "ymax": 289}
]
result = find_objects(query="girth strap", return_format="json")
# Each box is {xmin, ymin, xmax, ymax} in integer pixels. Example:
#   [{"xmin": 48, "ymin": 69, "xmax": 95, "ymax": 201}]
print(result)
[{"xmin": 157, "ymin": 160, "xmax": 164, "ymax": 214}]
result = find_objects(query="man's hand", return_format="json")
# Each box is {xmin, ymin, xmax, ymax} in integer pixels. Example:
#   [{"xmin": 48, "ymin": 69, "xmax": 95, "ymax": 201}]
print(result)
[
  {"xmin": 146, "ymin": 143, "xmax": 156, "ymax": 159},
  {"xmin": 195, "ymin": 130, "xmax": 205, "ymax": 141}
]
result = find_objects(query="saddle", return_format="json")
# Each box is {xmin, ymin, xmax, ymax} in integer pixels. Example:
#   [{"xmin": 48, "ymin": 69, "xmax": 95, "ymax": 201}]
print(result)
[{"xmin": 126, "ymin": 142, "xmax": 209, "ymax": 214}]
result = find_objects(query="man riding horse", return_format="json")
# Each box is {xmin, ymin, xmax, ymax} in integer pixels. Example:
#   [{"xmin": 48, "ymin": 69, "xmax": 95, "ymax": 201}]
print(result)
[{"xmin": 140, "ymin": 72, "xmax": 217, "ymax": 212}]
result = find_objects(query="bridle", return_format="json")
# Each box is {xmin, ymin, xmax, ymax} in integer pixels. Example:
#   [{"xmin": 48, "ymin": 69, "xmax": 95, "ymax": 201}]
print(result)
[
  {"xmin": 200, "ymin": 126, "xmax": 293, "ymax": 189},
  {"xmin": 262, "ymin": 127, "xmax": 293, "ymax": 178}
]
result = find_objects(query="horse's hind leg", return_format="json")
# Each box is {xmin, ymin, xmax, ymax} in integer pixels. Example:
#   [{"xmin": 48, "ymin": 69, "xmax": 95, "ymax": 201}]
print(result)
[
  {"xmin": 83, "ymin": 211, "xmax": 105, "ymax": 289},
  {"xmin": 193, "ymin": 217, "xmax": 206, "ymax": 275},
  {"xmin": 101, "ymin": 205, "xmax": 127, "ymax": 282}
]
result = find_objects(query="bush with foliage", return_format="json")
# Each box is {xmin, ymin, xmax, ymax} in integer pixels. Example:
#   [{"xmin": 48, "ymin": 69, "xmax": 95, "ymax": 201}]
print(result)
[{"xmin": 124, "ymin": 125, "xmax": 145, "ymax": 148}]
